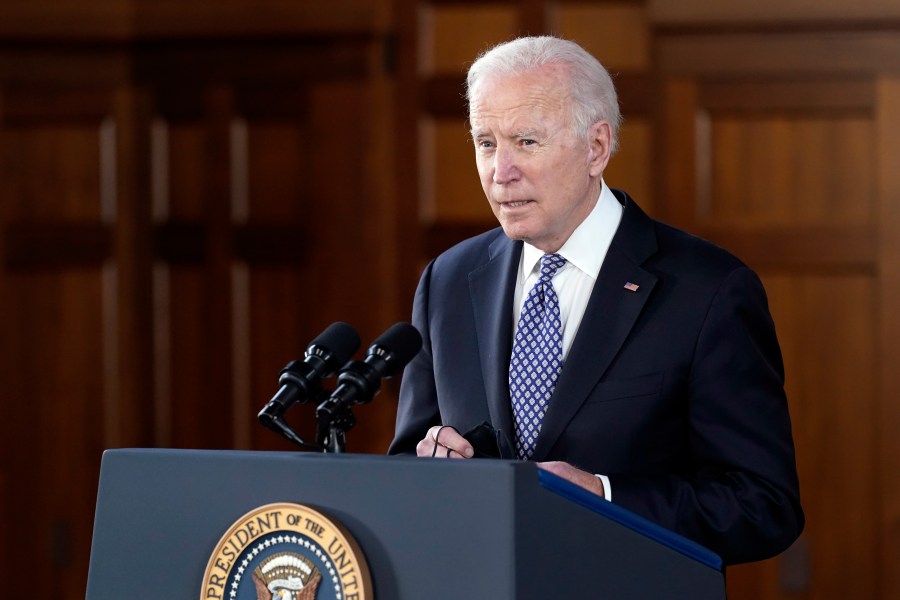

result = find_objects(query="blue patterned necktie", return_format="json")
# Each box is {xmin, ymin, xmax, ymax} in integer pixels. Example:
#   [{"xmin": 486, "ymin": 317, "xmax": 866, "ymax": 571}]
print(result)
[{"xmin": 510, "ymin": 253, "xmax": 567, "ymax": 460}]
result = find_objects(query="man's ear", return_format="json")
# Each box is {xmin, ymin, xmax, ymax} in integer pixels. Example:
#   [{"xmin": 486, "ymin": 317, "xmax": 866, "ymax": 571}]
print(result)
[{"xmin": 587, "ymin": 120, "xmax": 612, "ymax": 177}]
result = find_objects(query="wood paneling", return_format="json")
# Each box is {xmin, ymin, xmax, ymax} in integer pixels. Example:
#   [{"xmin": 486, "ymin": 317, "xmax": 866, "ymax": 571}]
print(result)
[
  {"xmin": 0, "ymin": 0, "xmax": 390, "ymax": 40},
  {"xmin": 3, "ymin": 223, "xmax": 111, "ymax": 269},
  {"xmin": 0, "ymin": 124, "xmax": 105, "ymax": 219},
  {"xmin": 649, "ymin": 0, "xmax": 900, "ymax": 25},
  {"xmin": 657, "ymin": 31, "xmax": 900, "ymax": 76},
  {"xmin": 134, "ymin": 1, "xmax": 390, "ymax": 38},
  {"xmin": 697, "ymin": 225, "xmax": 875, "ymax": 273},
  {"xmin": 706, "ymin": 115, "xmax": 873, "ymax": 226},
  {"xmin": 420, "ymin": 116, "xmax": 484, "ymax": 223},
  {"xmin": 0, "ymin": 17, "xmax": 398, "ymax": 599},
  {"xmin": 0, "ymin": 98, "xmax": 113, "ymax": 600},
  {"xmin": 420, "ymin": 3, "xmax": 519, "ymax": 75},
  {"xmin": 605, "ymin": 117, "xmax": 653, "ymax": 213},
  {"xmin": 144, "ymin": 74, "xmax": 402, "ymax": 451},
  {"xmin": 699, "ymin": 78, "xmax": 876, "ymax": 113},
  {"xmin": 757, "ymin": 274, "xmax": 879, "ymax": 599},
  {"xmin": 876, "ymin": 77, "xmax": 900, "ymax": 598},
  {"xmin": 659, "ymin": 27, "xmax": 900, "ymax": 600},
  {"xmin": 550, "ymin": 3, "xmax": 651, "ymax": 71},
  {"xmin": 1, "ymin": 270, "xmax": 108, "ymax": 599}
]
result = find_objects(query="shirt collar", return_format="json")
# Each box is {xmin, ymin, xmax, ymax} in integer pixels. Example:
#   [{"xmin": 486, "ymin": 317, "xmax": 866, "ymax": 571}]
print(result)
[{"xmin": 520, "ymin": 180, "xmax": 623, "ymax": 280}]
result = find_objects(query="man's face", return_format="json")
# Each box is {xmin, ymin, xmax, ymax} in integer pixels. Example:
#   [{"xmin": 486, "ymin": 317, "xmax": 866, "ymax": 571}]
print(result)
[{"xmin": 469, "ymin": 65, "xmax": 610, "ymax": 253}]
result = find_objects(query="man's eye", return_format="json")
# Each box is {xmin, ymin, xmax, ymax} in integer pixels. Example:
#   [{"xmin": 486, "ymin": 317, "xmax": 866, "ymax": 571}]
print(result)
[
  {"xmin": 521, "ymin": 139, "xmax": 536, "ymax": 146},
  {"xmin": 477, "ymin": 140, "xmax": 494, "ymax": 149}
]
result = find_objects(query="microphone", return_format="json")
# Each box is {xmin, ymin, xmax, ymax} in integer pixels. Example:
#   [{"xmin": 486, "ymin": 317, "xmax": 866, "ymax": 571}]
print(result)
[
  {"xmin": 258, "ymin": 322, "xmax": 361, "ymax": 432},
  {"xmin": 317, "ymin": 322, "xmax": 422, "ymax": 417}
]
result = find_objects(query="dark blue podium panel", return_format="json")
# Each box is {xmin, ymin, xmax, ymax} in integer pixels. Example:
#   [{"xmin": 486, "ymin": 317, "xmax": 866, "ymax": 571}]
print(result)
[{"xmin": 86, "ymin": 449, "xmax": 725, "ymax": 599}]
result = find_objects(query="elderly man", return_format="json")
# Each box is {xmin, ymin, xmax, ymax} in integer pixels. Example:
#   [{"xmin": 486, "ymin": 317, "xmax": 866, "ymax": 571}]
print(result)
[{"xmin": 388, "ymin": 36, "xmax": 803, "ymax": 565}]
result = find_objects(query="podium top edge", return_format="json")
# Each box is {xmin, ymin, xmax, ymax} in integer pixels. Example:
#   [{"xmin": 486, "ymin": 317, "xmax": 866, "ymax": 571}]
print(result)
[
  {"xmin": 99, "ymin": 448, "xmax": 534, "ymax": 471},
  {"xmin": 538, "ymin": 469, "xmax": 723, "ymax": 571}
]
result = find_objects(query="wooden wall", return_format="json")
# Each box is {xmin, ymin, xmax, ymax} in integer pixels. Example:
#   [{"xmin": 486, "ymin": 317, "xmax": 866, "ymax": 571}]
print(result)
[
  {"xmin": 0, "ymin": 2, "xmax": 401, "ymax": 597},
  {"xmin": 1, "ymin": 1, "xmax": 898, "ymax": 598}
]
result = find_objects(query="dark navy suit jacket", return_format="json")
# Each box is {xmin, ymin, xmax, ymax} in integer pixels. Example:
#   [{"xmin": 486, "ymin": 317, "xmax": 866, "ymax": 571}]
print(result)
[{"xmin": 389, "ymin": 190, "xmax": 803, "ymax": 564}]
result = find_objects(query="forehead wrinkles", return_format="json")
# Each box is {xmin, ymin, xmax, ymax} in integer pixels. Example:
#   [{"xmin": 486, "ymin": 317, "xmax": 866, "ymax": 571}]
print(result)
[
  {"xmin": 470, "ymin": 89, "xmax": 570, "ymax": 137},
  {"xmin": 469, "ymin": 71, "xmax": 574, "ymax": 136}
]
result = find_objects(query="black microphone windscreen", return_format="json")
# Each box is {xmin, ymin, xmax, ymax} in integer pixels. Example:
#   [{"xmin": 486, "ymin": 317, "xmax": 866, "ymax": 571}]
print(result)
[
  {"xmin": 370, "ymin": 322, "xmax": 423, "ymax": 375},
  {"xmin": 310, "ymin": 322, "xmax": 361, "ymax": 364}
]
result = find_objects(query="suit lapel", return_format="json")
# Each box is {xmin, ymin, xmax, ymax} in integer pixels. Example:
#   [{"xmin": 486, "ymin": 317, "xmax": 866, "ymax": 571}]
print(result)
[
  {"xmin": 468, "ymin": 234, "xmax": 521, "ymax": 456},
  {"xmin": 532, "ymin": 194, "xmax": 659, "ymax": 461}
]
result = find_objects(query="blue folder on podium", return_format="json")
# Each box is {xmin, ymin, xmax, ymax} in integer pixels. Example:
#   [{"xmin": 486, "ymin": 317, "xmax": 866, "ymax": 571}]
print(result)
[{"xmin": 86, "ymin": 448, "xmax": 725, "ymax": 599}]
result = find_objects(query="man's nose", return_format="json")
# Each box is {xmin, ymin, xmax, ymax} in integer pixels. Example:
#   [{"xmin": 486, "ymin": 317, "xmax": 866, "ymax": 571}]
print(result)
[{"xmin": 493, "ymin": 146, "xmax": 519, "ymax": 184}]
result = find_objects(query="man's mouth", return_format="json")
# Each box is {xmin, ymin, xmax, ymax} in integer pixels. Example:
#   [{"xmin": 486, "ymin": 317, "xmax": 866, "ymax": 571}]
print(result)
[{"xmin": 501, "ymin": 200, "xmax": 532, "ymax": 208}]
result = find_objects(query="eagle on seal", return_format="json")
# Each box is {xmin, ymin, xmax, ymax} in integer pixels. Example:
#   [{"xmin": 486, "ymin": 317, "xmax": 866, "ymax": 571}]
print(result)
[{"xmin": 252, "ymin": 552, "xmax": 322, "ymax": 600}]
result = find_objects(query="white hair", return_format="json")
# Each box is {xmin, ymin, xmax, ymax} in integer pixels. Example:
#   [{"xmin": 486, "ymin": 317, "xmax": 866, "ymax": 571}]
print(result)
[{"xmin": 466, "ymin": 36, "xmax": 623, "ymax": 153}]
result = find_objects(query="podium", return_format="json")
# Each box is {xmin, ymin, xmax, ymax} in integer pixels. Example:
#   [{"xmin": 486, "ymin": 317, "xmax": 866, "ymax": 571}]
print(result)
[{"xmin": 86, "ymin": 449, "xmax": 725, "ymax": 599}]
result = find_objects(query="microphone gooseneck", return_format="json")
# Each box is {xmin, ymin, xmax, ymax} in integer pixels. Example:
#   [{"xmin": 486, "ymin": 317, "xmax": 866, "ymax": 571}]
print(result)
[{"xmin": 258, "ymin": 322, "xmax": 361, "ymax": 438}]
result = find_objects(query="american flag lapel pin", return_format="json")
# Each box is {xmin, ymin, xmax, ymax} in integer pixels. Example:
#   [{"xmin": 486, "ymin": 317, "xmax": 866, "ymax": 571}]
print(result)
[{"xmin": 623, "ymin": 282, "xmax": 640, "ymax": 292}]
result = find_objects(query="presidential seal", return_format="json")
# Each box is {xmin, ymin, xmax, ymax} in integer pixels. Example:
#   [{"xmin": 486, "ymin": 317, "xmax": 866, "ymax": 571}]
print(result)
[{"xmin": 201, "ymin": 503, "xmax": 372, "ymax": 600}]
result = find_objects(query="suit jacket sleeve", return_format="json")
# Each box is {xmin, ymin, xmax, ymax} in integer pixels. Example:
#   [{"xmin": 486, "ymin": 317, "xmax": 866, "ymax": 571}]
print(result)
[
  {"xmin": 607, "ymin": 266, "xmax": 804, "ymax": 564},
  {"xmin": 388, "ymin": 259, "xmax": 441, "ymax": 455}
]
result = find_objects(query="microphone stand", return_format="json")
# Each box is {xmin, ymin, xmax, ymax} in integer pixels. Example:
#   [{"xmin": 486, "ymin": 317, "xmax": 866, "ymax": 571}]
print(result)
[
  {"xmin": 259, "ymin": 388, "xmax": 334, "ymax": 452},
  {"xmin": 258, "ymin": 411, "xmax": 322, "ymax": 451},
  {"xmin": 315, "ymin": 397, "xmax": 356, "ymax": 453},
  {"xmin": 260, "ymin": 386, "xmax": 358, "ymax": 453},
  {"xmin": 260, "ymin": 321, "xmax": 421, "ymax": 452}
]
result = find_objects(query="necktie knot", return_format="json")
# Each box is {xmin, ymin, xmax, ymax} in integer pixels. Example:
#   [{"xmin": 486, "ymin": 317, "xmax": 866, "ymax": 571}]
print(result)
[{"xmin": 539, "ymin": 253, "xmax": 566, "ymax": 282}]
